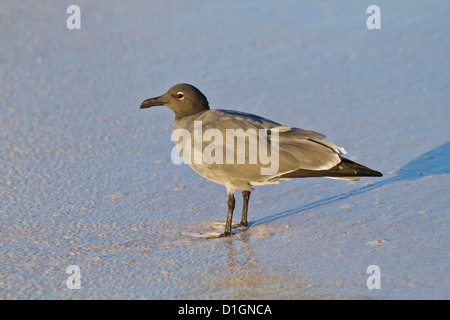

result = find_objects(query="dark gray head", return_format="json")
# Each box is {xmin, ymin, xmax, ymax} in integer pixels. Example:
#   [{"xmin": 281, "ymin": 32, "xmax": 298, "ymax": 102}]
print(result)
[{"xmin": 140, "ymin": 83, "xmax": 210, "ymax": 119}]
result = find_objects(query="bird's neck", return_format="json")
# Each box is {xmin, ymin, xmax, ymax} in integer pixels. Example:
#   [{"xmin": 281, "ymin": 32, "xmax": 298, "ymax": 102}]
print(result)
[{"xmin": 173, "ymin": 106, "xmax": 210, "ymax": 121}]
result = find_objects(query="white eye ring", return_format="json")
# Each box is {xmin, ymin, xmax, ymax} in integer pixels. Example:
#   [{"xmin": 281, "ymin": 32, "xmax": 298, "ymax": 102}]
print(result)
[{"xmin": 176, "ymin": 92, "xmax": 185, "ymax": 100}]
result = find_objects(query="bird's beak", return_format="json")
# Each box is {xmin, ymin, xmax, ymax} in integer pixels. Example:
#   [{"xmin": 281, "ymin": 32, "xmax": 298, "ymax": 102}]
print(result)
[{"xmin": 140, "ymin": 96, "xmax": 165, "ymax": 109}]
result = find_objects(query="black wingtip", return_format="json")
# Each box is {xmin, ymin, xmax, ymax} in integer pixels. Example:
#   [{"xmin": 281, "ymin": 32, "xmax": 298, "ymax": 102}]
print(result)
[
  {"xmin": 339, "ymin": 157, "xmax": 383, "ymax": 177},
  {"xmin": 277, "ymin": 157, "xmax": 383, "ymax": 180}
]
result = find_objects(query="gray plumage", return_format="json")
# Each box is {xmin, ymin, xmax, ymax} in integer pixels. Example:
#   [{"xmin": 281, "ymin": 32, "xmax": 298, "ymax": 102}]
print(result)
[{"xmin": 140, "ymin": 83, "xmax": 382, "ymax": 236}]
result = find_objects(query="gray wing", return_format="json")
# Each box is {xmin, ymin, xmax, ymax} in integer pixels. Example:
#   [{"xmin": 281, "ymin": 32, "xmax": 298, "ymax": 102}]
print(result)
[{"xmin": 174, "ymin": 110, "xmax": 346, "ymax": 185}]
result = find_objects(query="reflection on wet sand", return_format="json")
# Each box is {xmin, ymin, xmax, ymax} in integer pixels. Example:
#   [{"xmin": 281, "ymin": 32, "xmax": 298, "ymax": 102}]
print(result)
[{"xmin": 176, "ymin": 223, "xmax": 373, "ymax": 299}]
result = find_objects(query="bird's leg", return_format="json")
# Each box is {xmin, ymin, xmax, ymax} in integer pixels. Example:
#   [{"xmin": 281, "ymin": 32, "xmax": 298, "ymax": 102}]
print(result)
[
  {"xmin": 239, "ymin": 190, "xmax": 251, "ymax": 227},
  {"xmin": 223, "ymin": 192, "xmax": 235, "ymax": 237}
]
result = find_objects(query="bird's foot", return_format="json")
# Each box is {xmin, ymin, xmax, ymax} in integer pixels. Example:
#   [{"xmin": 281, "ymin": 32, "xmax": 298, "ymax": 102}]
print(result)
[
  {"xmin": 220, "ymin": 231, "xmax": 233, "ymax": 237},
  {"xmin": 238, "ymin": 221, "xmax": 248, "ymax": 228}
]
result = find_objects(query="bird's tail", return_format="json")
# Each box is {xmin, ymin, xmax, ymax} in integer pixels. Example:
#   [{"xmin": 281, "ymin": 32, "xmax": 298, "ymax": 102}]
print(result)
[{"xmin": 278, "ymin": 157, "xmax": 382, "ymax": 181}]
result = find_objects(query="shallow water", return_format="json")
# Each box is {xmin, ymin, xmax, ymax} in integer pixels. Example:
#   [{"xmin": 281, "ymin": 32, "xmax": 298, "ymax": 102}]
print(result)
[{"xmin": 1, "ymin": 0, "xmax": 449, "ymax": 299}]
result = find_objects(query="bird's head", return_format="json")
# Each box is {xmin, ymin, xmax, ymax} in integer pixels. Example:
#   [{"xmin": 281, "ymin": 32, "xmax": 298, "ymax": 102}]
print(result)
[{"xmin": 140, "ymin": 83, "xmax": 210, "ymax": 119}]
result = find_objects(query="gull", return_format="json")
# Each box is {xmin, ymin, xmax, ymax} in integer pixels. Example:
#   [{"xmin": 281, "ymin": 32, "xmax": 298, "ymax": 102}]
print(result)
[{"xmin": 140, "ymin": 83, "xmax": 382, "ymax": 236}]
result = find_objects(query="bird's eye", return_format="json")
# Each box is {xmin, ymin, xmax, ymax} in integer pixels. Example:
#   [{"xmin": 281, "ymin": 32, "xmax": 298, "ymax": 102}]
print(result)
[{"xmin": 176, "ymin": 92, "xmax": 184, "ymax": 100}]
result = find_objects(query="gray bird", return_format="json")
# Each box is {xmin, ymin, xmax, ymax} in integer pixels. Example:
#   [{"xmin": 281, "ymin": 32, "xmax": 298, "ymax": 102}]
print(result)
[{"xmin": 140, "ymin": 83, "xmax": 382, "ymax": 237}]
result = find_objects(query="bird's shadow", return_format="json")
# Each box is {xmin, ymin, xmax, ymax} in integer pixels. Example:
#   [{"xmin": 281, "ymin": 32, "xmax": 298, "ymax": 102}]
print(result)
[{"xmin": 251, "ymin": 141, "xmax": 450, "ymax": 227}]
